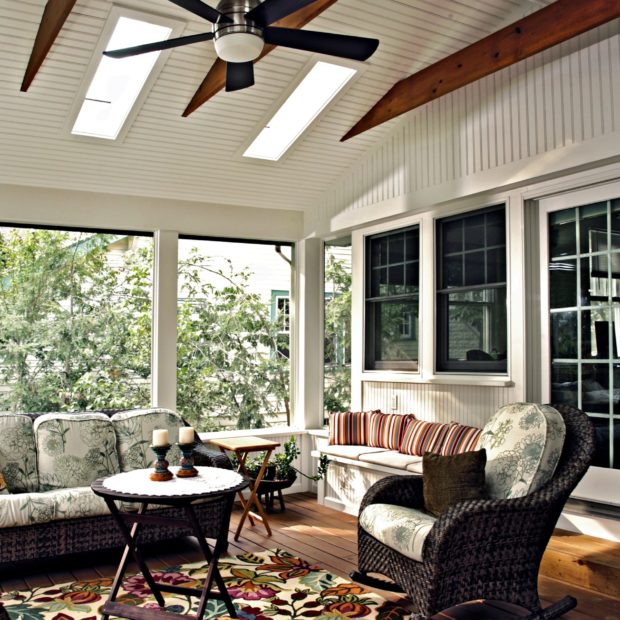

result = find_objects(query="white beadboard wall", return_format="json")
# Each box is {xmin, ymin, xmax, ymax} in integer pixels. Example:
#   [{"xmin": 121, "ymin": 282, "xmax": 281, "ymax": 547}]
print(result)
[
  {"xmin": 363, "ymin": 382, "xmax": 517, "ymax": 429},
  {"xmin": 310, "ymin": 20, "xmax": 620, "ymax": 234}
]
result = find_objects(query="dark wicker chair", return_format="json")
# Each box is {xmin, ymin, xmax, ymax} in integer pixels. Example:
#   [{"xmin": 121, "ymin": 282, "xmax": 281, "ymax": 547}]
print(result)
[{"xmin": 352, "ymin": 404, "xmax": 596, "ymax": 620}]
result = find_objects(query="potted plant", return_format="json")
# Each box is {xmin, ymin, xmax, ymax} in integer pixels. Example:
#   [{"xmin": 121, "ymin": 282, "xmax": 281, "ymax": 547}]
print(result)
[{"xmin": 245, "ymin": 436, "xmax": 329, "ymax": 512}]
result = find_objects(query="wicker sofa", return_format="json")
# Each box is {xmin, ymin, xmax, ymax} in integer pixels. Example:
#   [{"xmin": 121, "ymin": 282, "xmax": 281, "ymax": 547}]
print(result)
[{"xmin": 0, "ymin": 408, "xmax": 232, "ymax": 568}]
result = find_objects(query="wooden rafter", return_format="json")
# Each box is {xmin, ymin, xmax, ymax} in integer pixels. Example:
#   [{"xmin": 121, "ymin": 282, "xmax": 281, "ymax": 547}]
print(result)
[
  {"xmin": 21, "ymin": 0, "xmax": 77, "ymax": 92},
  {"xmin": 182, "ymin": 0, "xmax": 338, "ymax": 117},
  {"xmin": 342, "ymin": 0, "xmax": 620, "ymax": 141}
]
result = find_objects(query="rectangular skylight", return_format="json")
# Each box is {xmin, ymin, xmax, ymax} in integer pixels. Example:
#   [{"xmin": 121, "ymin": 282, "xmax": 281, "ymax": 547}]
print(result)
[
  {"xmin": 243, "ymin": 61, "xmax": 357, "ymax": 161},
  {"xmin": 71, "ymin": 16, "xmax": 172, "ymax": 140}
]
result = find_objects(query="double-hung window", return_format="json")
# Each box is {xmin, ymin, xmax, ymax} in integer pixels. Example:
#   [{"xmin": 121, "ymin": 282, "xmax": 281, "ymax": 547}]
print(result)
[
  {"xmin": 436, "ymin": 206, "xmax": 507, "ymax": 373},
  {"xmin": 365, "ymin": 226, "xmax": 420, "ymax": 370}
]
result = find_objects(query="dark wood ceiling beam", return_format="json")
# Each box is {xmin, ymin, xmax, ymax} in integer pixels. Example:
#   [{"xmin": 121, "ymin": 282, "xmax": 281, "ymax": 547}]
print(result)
[
  {"xmin": 182, "ymin": 0, "xmax": 338, "ymax": 116},
  {"xmin": 21, "ymin": 0, "xmax": 77, "ymax": 92},
  {"xmin": 342, "ymin": 0, "xmax": 620, "ymax": 141}
]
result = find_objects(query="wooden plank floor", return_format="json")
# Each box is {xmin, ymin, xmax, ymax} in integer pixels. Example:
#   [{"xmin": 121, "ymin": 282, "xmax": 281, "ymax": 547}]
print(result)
[{"xmin": 1, "ymin": 493, "xmax": 619, "ymax": 619}]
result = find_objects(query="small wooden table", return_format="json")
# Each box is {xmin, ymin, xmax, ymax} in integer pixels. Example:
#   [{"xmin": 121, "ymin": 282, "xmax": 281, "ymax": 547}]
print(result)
[
  {"xmin": 91, "ymin": 466, "xmax": 248, "ymax": 620},
  {"xmin": 209, "ymin": 436, "xmax": 280, "ymax": 541}
]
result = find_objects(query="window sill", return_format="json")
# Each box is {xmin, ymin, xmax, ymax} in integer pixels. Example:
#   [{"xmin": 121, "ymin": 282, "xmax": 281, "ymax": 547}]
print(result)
[
  {"xmin": 198, "ymin": 426, "xmax": 304, "ymax": 442},
  {"xmin": 360, "ymin": 370, "xmax": 514, "ymax": 387}
]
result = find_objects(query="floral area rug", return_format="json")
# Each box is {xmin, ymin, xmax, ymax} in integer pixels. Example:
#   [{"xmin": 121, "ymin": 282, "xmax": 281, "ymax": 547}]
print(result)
[{"xmin": 0, "ymin": 549, "xmax": 409, "ymax": 620}]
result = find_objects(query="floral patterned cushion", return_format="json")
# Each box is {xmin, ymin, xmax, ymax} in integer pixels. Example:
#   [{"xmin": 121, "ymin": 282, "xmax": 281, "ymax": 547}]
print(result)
[
  {"xmin": 111, "ymin": 408, "xmax": 184, "ymax": 472},
  {"xmin": 359, "ymin": 503, "xmax": 436, "ymax": 562},
  {"xmin": 0, "ymin": 486, "xmax": 111, "ymax": 528},
  {"xmin": 479, "ymin": 402, "xmax": 566, "ymax": 499},
  {"xmin": 34, "ymin": 413, "xmax": 120, "ymax": 491},
  {"xmin": 0, "ymin": 413, "xmax": 39, "ymax": 493}
]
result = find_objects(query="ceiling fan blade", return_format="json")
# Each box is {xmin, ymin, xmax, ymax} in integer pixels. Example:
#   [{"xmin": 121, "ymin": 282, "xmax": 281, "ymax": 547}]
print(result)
[
  {"xmin": 168, "ymin": 0, "xmax": 232, "ymax": 23},
  {"xmin": 246, "ymin": 0, "xmax": 318, "ymax": 27},
  {"xmin": 263, "ymin": 27, "xmax": 378, "ymax": 61},
  {"xmin": 226, "ymin": 61, "xmax": 255, "ymax": 91},
  {"xmin": 104, "ymin": 32, "xmax": 214, "ymax": 59}
]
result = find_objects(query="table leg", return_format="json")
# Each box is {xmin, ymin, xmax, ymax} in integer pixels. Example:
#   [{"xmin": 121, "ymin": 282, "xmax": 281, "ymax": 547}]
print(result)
[
  {"xmin": 234, "ymin": 450, "xmax": 256, "ymax": 527},
  {"xmin": 103, "ymin": 500, "xmax": 165, "ymax": 609},
  {"xmin": 184, "ymin": 503, "xmax": 237, "ymax": 619},
  {"xmin": 234, "ymin": 448, "xmax": 274, "ymax": 541}
]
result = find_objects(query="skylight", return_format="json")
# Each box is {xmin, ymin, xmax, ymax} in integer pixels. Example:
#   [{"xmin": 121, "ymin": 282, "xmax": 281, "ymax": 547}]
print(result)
[
  {"xmin": 243, "ymin": 61, "xmax": 357, "ymax": 161},
  {"xmin": 71, "ymin": 17, "xmax": 172, "ymax": 140}
]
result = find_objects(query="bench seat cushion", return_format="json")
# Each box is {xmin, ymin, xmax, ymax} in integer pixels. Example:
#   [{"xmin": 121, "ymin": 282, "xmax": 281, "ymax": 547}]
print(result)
[
  {"xmin": 359, "ymin": 450, "xmax": 423, "ymax": 470},
  {"xmin": 360, "ymin": 503, "xmax": 436, "ymax": 562},
  {"xmin": 322, "ymin": 445, "xmax": 389, "ymax": 460}
]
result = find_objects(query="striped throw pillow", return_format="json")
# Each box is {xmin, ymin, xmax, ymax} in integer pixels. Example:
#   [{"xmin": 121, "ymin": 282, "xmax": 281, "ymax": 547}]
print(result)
[
  {"xmin": 367, "ymin": 412, "xmax": 413, "ymax": 449},
  {"xmin": 399, "ymin": 419, "xmax": 451, "ymax": 456},
  {"xmin": 328, "ymin": 411, "xmax": 375, "ymax": 445},
  {"xmin": 440, "ymin": 423, "xmax": 482, "ymax": 456}
]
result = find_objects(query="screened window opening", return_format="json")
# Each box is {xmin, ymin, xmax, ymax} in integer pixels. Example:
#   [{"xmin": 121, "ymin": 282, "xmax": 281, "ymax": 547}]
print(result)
[
  {"xmin": 324, "ymin": 239, "xmax": 351, "ymax": 418},
  {"xmin": 436, "ymin": 206, "xmax": 507, "ymax": 373},
  {"xmin": 548, "ymin": 199, "xmax": 620, "ymax": 470},
  {"xmin": 365, "ymin": 226, "xmax": 419, "ymax": 371},
  {"xmin": 0, "ymin": 226, "xmax": 153, "ymax": 412},
  {"xmin": 176, "ymin": 239, "xmax": 293, "ymax": 431}
]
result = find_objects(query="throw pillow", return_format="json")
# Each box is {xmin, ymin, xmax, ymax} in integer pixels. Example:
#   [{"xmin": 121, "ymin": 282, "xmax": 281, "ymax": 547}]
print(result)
[
  {"xmin": 328, "ymin": 411, "xmax": 377, "ymax": 445},
  {"xmin": 0, "ymin": 471, "xmax": 9, "ymax": 495},
  {"xmin": 440, "ymin": 423, "xmax": 482, "ymax": 456},
  {"xmin": 423, "ymin": 449, "xmax": 487, "ymax": 517},
  {"xmin": 399, "ymin": 419, "xmax": 451, "ymax": 456},
  {"xmin": 368, "ymin": 412, "xmax": 413, "ymax": 450}
]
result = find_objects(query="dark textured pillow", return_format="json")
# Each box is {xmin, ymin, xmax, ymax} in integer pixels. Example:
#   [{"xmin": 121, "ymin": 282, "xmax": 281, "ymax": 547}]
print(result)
[{"xmin": 423, "ymin": 449, "xmax": 487, "ymax": 517}]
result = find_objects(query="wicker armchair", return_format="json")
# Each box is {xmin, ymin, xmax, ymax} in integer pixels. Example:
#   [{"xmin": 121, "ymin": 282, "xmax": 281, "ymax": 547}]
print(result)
[{"xmin": 352, "ymin": 404, "xmax": 596, "ymax": 620}]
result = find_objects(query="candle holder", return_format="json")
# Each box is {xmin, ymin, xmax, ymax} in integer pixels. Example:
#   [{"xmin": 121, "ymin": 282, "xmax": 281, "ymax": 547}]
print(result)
[
  {"xmin": 150, "ymin": 444, "xmax": 173, "ymax": 481},
  {"xmin": 177, "ymin": 442, "xmax": 198, "ymax": 478}
]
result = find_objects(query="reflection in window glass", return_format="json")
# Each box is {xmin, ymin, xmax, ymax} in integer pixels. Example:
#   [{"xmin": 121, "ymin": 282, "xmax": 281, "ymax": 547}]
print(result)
[
  {"xmin": 548, "ymin": 199, "xmax": 620, "ymax": 469},
  {"xmin": 324, "ymin": 240, "xmax": 351, "ymax": 418},
  {"xmin": 176, "ymin": 239, "xmax": 292, "ymax": 431},
  {"xmin": 0, "ymin": 227, "xmax": 153, "ymax": 412}
]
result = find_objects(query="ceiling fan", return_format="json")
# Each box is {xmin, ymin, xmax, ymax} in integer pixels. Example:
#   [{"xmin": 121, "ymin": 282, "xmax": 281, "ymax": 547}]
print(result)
[{"xmin": 103, "ymin": 0, "xmax": 379, "ymax": 92}]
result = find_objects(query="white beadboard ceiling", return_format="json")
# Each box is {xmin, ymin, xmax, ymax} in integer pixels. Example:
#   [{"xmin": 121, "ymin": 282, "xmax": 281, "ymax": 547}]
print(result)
[{"xmin": 0, "ymin": 0, "xmax": 551, "ymax": 212}]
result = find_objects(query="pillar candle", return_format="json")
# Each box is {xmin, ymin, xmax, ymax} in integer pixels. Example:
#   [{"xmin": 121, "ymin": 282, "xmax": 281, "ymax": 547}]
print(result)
[
  {"xmin": 179, "ymin": 427, "xmax": 195, "ymax": 444},
  {"xmin": 152, "ymin": 428, "xmax": 169, "ymax": 446}
]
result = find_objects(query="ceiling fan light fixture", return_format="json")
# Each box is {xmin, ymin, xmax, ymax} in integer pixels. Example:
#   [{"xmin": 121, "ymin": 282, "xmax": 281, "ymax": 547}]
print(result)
[{"xmin": 214, "ymin": 31, "xmax": 264, "ymax": 63}]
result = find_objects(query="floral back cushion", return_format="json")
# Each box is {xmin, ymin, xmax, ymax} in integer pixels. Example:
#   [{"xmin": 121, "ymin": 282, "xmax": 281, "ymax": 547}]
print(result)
[
  {"xmin": 479, "ymin": 402, "xmax": 565, "ymax": 499},
  {"xmin": 111, "ymin": 408, "xmax": 184, "ymax": 472},
  {"xmin": 34, "ymin": 413, "xmax": 120, "ymax": 491},
  {"xmin": 0, "ymin": 413, "xmax": 39, "ymax": 493}
]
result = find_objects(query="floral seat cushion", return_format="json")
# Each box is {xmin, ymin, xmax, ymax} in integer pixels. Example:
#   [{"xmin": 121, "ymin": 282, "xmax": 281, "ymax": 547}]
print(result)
[
  {"xmin": 111, "ymin": 408, "xmax": 184, "ymax": 472},
  {"xmin": 34, "ymin": 413, "xmax": 120, "ymax": 491},
  {"xmin": 359, "ymin": 503, "xmax": 436, "ymax": 562},
  {"xmin": 479, "ymin": 402, "xmax": 565, "ymax": 499},
  {"xmin": 0, "ymin": 413, "xmax": 39, "ymax": 493}
]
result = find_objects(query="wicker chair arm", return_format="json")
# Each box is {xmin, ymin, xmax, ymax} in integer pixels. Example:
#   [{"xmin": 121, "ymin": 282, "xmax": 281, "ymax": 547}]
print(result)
[
  {"xmin": 423, "ymin": 491, "xmax": 557, "ymax": 566},
  {"xmin": 193, "ymin": 442, "xmax": 233, "ymax": 469},
  {"xmin": 359, "ymin": 475, "xmax": 424, "ymax": 515}
]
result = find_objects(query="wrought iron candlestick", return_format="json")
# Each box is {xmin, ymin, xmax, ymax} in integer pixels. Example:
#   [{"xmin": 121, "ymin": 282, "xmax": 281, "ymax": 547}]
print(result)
[
  {"xmin": 150, "ymin": 444, "xmax": 173, "ymax": 481},
  {"xmin": 177, "ymin": 442, "xmax": 198, "ymax": 477}
]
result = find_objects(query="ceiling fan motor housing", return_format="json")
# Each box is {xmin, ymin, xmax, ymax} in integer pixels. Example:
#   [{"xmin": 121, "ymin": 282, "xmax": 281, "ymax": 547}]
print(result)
[{"xmin": 214, "ymin": 0, "xmax": 264, "ymax": 63}]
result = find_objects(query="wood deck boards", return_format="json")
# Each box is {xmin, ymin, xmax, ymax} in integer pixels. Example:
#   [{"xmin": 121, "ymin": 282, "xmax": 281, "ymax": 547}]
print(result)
[{"xmin": 1, "ymin": 493, "xmax": 619, "ymax": 619}]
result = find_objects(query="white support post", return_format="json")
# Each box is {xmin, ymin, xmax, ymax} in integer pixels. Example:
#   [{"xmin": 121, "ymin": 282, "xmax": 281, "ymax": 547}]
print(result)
[
  {"xmin": 152, "ymin": 230, "xmax": 178, "ymax": 410},
  {"xmin": 294, "ymin": 238, "xmax": 323, "ymax": 431}
]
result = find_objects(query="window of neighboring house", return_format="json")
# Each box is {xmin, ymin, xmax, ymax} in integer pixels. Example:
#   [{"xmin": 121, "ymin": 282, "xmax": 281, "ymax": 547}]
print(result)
[
  {"xmin": 324, "ymin": 240, "xmax": 352, "ymax": 417},
  {"xmin": 0, "ymin": 225, "xmax": 153, "ymax": 412},
  {"xmin": 177, "ymin": 238, "xmax": 293, "ymax": 431},
  {"xmin": 436, "ymin": 206, "xmax": 507, "ymax": 373},
  {"xmin": 365, "ymin": 226, "xmax": 419, "ymax": 371}
]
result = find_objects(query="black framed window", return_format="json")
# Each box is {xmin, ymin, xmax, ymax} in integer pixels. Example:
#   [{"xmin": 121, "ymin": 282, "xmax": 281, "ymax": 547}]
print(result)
[
  {"xmin": 436, "ymin": 206, "xmax": 507, "ymax": 373},
  {"xmin": 365, "ymin": 226, "xmax": 419, "ymax": 370}
]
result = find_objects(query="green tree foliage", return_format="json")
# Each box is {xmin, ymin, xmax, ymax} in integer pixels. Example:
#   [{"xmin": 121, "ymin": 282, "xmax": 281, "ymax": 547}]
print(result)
[
  {"xmin": 323, "ymin": 253, "xmax": 351, "ymax": 413},
  {"xmin": 0, "ymin": 230, "xmax": 289, "ymax": 432}
]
